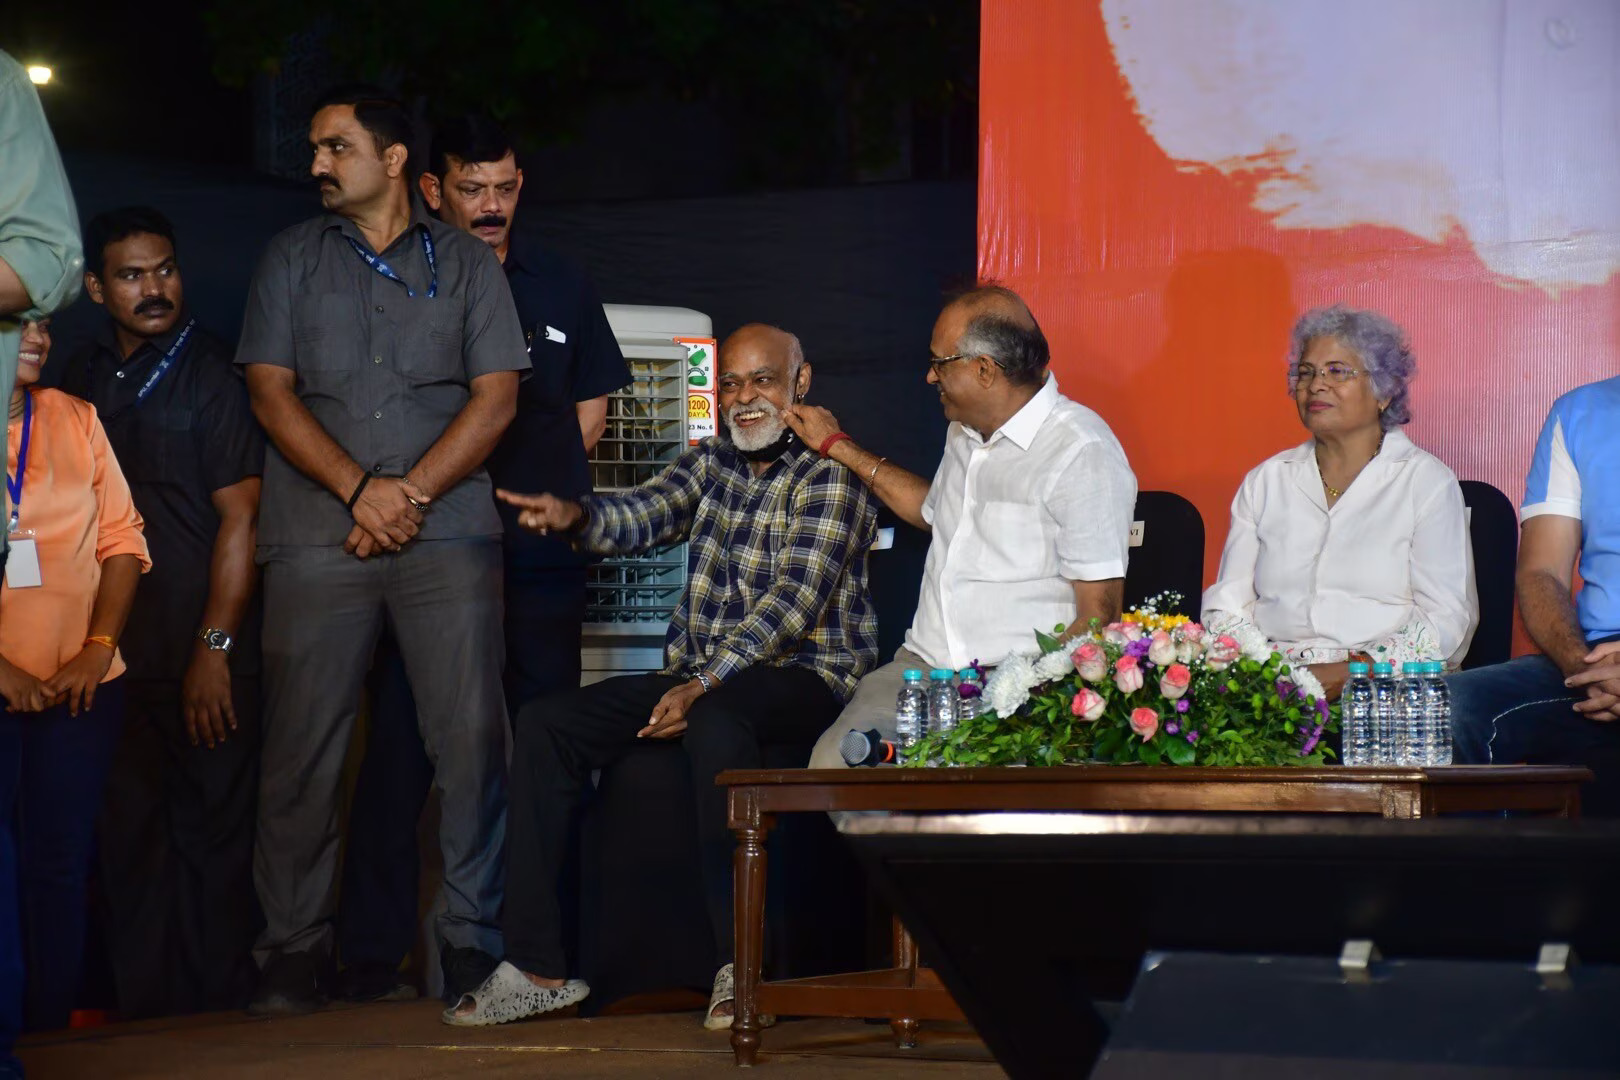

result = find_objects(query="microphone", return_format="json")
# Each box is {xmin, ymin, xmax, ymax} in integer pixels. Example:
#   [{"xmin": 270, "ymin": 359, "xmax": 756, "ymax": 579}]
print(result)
[{"xmin": 839, "ymin": 728, "xmax": 899, "ymax": 767}]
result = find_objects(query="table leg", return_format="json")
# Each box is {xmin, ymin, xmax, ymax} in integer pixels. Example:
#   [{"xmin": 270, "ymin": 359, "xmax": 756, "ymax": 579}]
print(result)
[
  {"xmin": 731, "ymin": 814, "xmax": 772, "ymax": 1067},
  {"xmin": 890, "ymin": 915, "xmax": 920, "ymax": 1048}
]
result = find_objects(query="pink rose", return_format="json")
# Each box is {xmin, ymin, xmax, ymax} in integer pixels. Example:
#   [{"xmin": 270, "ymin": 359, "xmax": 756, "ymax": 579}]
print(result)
[
  {"xmin": 1205, "ymin": 634, "xmax": 1241, "ymax": 671},
  {"xmin": 1072, "ymin": 642, "xmax": 1109, "ymax": 683},
  {"xmin": 1147, "ymin": 630, "xmax": 1176, "ymax": 666},
  {"xmin": 1121, "ymin": 622, "xmax": 1146, "ymax": 642},
  {"xmin": 1114, "ymin": 654, "xmax": 1145, "ymax": 694},
  {"xmin": 1159, "ymin": 662, "xmax": 1192, "ymax": 700},
  {"xmin": 1070, "ymin": 687, "xmax": 1107, "ymax": 721},
  {"xmin": 1129, "ymin": 707, "xmax": 1159, "ymax": 741},
  {"xmin": 1178, "ymin": 622, "xmax": 1205, "ymax": 644},
  {"xmin": 1102, "ymin": 623, "xmax": 1131, "ymax": 647}
]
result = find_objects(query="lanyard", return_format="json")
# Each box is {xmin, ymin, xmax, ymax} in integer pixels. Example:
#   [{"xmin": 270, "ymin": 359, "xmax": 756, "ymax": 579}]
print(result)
[
  {"xmin": 6, "ymin": 390, "xmax": 33, "ymax": 534},
  {"xmin": 133, "ymin": 317, "xmax": 196, "ymax": 404},
  {"xmin": 343, "ymin": 226, "xmax": 438, "ymax": 299}
]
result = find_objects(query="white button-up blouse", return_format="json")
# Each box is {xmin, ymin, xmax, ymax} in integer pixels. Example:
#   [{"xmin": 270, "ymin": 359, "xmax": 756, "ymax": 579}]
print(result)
[{"xmin": 1201, "ymin": 429, "xmax": 1478, "ymax": 667}]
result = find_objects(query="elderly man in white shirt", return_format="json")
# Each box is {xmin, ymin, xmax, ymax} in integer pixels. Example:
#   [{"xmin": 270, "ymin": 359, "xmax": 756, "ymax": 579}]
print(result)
[
  {"xmin": 1202, "ymin": 306, "xmax": 1476, "ymax": 700},
  {"xmin": 783, "ymin": 286, "xmax": 1137, "ymax": 767}
]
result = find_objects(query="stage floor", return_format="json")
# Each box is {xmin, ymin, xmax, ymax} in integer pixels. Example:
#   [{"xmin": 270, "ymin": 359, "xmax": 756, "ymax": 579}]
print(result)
[{"xmin": 16, "ymin": 1000, "xmax": 1000, "ymax": 1078}]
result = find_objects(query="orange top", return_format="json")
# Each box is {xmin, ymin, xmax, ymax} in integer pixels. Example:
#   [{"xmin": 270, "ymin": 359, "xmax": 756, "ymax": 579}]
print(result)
[{"xmin": 2, "ymin": 388, "xmax": 151, "ymax": 682}]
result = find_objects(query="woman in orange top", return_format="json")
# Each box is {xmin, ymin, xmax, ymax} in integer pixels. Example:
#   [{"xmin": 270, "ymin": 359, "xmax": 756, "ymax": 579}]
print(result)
[{"xmin": 1, "ymin": 317, "xmax": 149, "ymax": 1036}]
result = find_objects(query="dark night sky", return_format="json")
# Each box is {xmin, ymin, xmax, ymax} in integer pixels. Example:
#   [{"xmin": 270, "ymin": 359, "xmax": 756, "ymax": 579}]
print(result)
[
  {"xmin": 10, "ymin": 6, "xmax": 256, "ymax": 165},
  {"xmin": 9, "ymin": 3, "xmax": 977, "ymax": 196}
]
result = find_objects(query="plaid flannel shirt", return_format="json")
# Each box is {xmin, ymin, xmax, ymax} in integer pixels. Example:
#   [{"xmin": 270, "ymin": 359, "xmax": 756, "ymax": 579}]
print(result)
[{"xmin": 577, "ymin": 437, "xmax": 879, "ymax": 700}]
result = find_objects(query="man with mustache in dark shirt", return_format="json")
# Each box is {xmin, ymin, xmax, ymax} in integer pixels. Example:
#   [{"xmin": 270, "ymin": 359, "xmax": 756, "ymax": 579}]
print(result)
[{"xmin": 60, "ymin": 206, "xmax": 266, "ymax": 1017}]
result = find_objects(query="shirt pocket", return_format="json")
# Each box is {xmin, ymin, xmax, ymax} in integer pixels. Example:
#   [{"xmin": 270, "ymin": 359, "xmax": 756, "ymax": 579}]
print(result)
[
  {"xmin": 119, "ymin": 408, "xmax": 194, "ymax": 487},
  {"xmin": 291, "ymin": 294, "xmax": 353, "ymax": 372},
  {"xmin": 397, "ymin": 299, "xmax": 465, "ymax": 385},
  {"xmin": 973, "ymin": 500, "xmax": 1055, "ymax": 580}
]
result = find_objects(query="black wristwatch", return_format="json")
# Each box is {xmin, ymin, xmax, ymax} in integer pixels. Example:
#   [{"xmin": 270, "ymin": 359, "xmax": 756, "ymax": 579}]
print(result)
[{"xmin": 197, "ymin": 628, "xmax": 234, "ymax": 654}]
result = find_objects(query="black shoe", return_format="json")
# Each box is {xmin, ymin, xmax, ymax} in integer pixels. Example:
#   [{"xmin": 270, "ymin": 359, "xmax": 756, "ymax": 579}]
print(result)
[
  {"xmin": 336, "ymin": 960, "xmax": 419, "ymax": 1003},
  {"xmin": 247, "ymin": 951, "xmax": 328, "ymax": 1017},
  {"xmin": 440, "ymin": 945, "xmax": 500, "ymax": 1005}
]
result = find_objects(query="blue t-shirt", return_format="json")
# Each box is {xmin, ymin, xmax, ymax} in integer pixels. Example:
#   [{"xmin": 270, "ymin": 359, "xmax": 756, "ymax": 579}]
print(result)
[{"xmin": 1522, "ymin": 375, "xmax": 1620, "ymax": 641}]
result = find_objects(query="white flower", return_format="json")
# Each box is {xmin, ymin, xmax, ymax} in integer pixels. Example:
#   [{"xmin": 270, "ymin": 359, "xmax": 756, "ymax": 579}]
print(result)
[
  {"xmin": 1292, "ymin": 665, "xmax": 1327, "ymax": 702},
  {"xmin": 984, "ymin": 652, "xmax": 1039, "ymax": 717},
  {"xmin": 1229, "ymin": 622, "xmax": 1273, "ymax": 663},
  {"xmin": 1031, "ymin": 648, "xmax": 1076, "ymax": 683}
]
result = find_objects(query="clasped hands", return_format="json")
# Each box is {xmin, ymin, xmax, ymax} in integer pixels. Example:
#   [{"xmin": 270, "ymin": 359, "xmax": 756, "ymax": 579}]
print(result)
[
  {"xmin": 1562, "ymin": 641, "xmax": 1620, "ymax": 721},
  {"xmin": 0, "ymin": 644, "xmax": 115, "ymax": 717},
  {"xmin": 345, "ymin": 476, "xmax": 433, "ymax": 558}
]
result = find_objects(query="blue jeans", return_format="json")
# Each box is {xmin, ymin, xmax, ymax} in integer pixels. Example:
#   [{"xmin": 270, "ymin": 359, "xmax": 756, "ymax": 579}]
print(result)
[
  {"xmin": 1447, "ymin": 655, "xmax": 1620, "ymax": 816},
  {"xmin": 0, "ymin": 679, "xmax": 126, "ymax": 1054}
]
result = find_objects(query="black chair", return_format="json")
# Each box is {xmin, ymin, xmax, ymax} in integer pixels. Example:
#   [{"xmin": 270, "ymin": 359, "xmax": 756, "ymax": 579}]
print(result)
[
  {"xmin": 1122, "ymin": 491, "xmax": 1205, "ymax": 618},
  {"xmin": 1459, "ymin": 480, "xmax": 1517, "ymax": 670}
]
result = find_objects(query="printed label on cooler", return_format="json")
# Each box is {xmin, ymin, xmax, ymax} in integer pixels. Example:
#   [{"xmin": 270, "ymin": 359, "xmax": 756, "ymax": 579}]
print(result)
[{"xmin": 676, "ymin": 336, "xmax": 718, "ymax": 444}]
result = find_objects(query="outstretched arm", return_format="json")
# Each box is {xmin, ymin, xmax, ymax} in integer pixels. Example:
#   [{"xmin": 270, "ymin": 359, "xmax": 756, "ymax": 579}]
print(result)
[{"xmin": 782, "ymin": 404, "xmax": 931, "ymax": 530}]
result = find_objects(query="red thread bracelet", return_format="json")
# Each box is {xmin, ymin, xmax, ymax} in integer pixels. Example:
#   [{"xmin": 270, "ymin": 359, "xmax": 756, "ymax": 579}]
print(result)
[{"xmin": 817, "ymin": 432, "xmax": 852, "ymax": 458}]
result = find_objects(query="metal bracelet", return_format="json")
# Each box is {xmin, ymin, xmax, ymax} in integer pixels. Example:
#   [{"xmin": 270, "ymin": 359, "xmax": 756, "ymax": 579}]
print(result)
[
  {"xmin": 866, "ymin": 456, "xmax": 887, "ymax": 486},
  {"xmin": 694, "ymin": 671, "xmax": 716, "ymax": 693}
]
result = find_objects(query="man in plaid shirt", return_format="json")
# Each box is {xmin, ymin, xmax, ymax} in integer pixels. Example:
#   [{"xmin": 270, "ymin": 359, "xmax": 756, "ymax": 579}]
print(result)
[{"xmin": 446, "ymin": 324, "xmax": 878, "ymax": 1030}]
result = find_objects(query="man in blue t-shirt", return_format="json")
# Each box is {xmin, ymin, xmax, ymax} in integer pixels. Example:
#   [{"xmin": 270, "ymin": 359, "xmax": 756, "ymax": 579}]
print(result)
[
  {"xmin": 334, "ymin": 113, "xmax": 631, "ymax": 1003},
  {"xmin": 1449, "ymin": 377, "xmax": 1620, "ymax": 815}
]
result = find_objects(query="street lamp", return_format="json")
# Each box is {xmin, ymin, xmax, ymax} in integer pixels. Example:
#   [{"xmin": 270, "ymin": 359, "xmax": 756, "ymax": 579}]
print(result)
[{"xmin": 26, "ymin": 65, "xmax": 52, "ymax": 86}]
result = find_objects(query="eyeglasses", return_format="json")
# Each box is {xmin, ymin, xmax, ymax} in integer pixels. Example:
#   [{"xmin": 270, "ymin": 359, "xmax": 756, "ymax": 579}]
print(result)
[
  {"xmin": 1289, "ymin": 362, "xmax": 1363, "ymax": 388},
  {"xmin": 927, "ymin": 353, "xmax": 1006, "ymax": 374}
]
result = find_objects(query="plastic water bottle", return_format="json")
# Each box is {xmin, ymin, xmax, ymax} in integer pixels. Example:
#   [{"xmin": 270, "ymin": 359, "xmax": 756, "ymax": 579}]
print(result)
[
  {"xmin": 927, "ymin": 668, "xmax": 959, "ymax": 737},
  {"xmin": 956, "ymin": 667, "xmax": 984, "ymax": 722},
  {"xmin": 1370, "ymin": 662, "xmax": 1398, "ymax": 764},
  {"xmin": 894, "ymin": 669, "xmax": 927, "ymax": 750},
  {"xmin": 1395, "ymin": 662, "xmax": 1427, "ymax": 765},
  {"xmin": 1341, "ymin": 662, "xmax": 1374, "ymax": 765},
  {"xmin": 1423, "ymin": 661, "xmax": 1453, "ymax": 765}
]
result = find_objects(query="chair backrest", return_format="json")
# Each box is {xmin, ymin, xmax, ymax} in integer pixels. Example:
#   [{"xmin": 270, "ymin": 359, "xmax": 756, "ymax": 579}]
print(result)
[
  {"xmin": 1123, "ymin": 491, "xmax": 1205, "ymax": 619},
  {"xmin": 1459, "ymin": 480, "xmax": 1518, "ymax": 670}
]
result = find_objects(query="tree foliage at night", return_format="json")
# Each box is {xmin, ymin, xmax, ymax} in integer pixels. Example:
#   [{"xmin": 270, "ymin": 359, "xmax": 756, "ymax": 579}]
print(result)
[{"xmin": 203, "ymin": 0, "xmax": 976, "ymax": 186}]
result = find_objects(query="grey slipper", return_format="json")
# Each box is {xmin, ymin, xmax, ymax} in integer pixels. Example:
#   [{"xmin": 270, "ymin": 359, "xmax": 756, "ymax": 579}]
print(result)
[{"xmin": 441, "ymin": 961, "xmax": 589, "ymax": 1027}]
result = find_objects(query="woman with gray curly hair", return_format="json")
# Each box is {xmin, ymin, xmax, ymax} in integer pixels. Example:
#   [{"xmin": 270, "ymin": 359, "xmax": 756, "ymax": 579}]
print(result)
[{"xmin": 1201, "ymin": 305, "xmax": 1477, "ymax": 700}]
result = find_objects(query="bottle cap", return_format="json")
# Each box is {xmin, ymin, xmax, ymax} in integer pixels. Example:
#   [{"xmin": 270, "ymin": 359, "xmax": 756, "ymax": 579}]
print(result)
[
  {"xmin": 929, "ymin": 668, "xmax": 954, "ymax": 680},
  {"xmin": 957, "ymin": 667, "xmax": 980, "ymax": 681},
  {"xmin": 901, "ymin": 669, "xmax": 924, "ymax": 681},
  {"xmin": 1428, "ymin": 662, "xmax": 1445, "ymax": 675},
  {"xmin": 1403, "ymin": 661, "xmax": 1424, "ymax": 674},
  {"xmin": 1347, "ymin": 662, "xmax": 1370, "ymax": 675},
  {"xmin": 1373, "ymin": 661, "xmax": 1393, "ymax": 674}
]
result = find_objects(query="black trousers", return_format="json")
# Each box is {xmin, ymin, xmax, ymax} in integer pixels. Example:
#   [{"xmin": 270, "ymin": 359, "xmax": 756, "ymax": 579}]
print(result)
[
  {"xmin": 337, "ymin": 563, "xmax": 586, "ymax": 967},
  {"xmin": 97, "ymin": 677, "xmax": 262, "ymax": 1017},
  {"xmin": 505, "ymin": 665, "xmax": 839, "ymax": 978}
]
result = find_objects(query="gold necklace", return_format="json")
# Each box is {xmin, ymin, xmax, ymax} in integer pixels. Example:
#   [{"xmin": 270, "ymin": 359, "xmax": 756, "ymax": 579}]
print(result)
[{"xmin": 1319, "ymin": 432, "xmax": 1384, "ymax": 500}]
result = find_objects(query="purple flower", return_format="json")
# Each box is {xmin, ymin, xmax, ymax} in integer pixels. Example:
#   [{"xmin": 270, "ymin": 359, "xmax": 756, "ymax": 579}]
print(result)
[
  {"xmin": 1297, "ymin": 686, "xmax": 1311, "ymax": 701},
  {"xmin": 1125, "ymin": 638, "xmax": 1152, "ymax": 659},
  {"xmin": 1216, "ymin": 684, "xmax": 1228, "ymax": 695},
  {"xmin": 958, "ymin": 683, "xmax": 982, "ymax": 699},
  {"xmin": 1186, "ymin": 730, "xmax": 1199, "ymax": 744},
  {"xmin": 1316, "ymin": 699, "xmax": 1330, "ymax": 719},
  {"xmin": 1166, "ymin": 721, "xmax": 1181, "ymax": 735},
  {"xmin": 1275, "ymin": 678, "xmax": 1295, "ymax": 699},
  {"xmin": 1174, "ymin": 698, "xmax": 1190, "ymax": 713}
]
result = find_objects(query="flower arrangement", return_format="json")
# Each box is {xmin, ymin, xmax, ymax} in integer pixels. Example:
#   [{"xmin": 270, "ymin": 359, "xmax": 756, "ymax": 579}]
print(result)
[{"xmin": 904, "ymin": 594, "xmax": 1338, "ymax": 768}]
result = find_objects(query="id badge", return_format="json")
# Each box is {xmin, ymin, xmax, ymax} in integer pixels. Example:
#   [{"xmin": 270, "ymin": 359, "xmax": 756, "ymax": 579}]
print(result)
[{"xmin": 4, "ymin": 530, "xmax": 41, "ymax": 589}]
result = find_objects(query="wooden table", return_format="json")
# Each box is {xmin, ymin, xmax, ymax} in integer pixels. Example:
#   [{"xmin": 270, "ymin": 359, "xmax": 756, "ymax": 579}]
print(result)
[{"xmin": 718, "ymin": 764, "xmax": 1589, "ymax": 1066}]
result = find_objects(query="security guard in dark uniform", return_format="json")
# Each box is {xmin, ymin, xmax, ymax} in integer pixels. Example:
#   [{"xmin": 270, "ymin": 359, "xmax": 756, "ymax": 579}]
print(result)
[{"xmin": 61, "ymin": 206, "xmax": 265, "ymax": 1017}]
